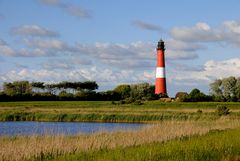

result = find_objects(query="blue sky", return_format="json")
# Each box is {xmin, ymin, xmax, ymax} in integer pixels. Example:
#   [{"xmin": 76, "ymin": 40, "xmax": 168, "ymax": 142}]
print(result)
[{"xmin": 0, "ymin": 0, "xmax": 240, "ymax": 96}]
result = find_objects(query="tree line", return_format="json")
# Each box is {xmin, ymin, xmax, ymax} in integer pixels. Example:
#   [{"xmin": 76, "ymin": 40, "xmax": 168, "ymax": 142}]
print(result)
[
  {"xmin": 0, "ymin": 76, "xmax": 240, "ymax": 102},
  {"xmin": 0, "ymin": 81, "xmax": 161, "ymax": 102},
  {"xmin": 175, "ymin": 76, "xmax": 240, "ymax": 102},
  {"xmin": 0, "ymin": 81, "xmax": 100, "ymax": 101}
]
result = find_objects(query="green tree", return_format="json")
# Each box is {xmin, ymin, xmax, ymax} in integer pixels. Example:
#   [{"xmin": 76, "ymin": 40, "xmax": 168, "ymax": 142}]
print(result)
[
  {"xmin": 235, "ymin": 78, "xmax": 240, "ymax": 101},
  {"xmin": 210, "ymin": 79, "xmax": 224, "ymax": 101},
  {"xmin": 59, "ymin": 91, "xmax": 74, "ymax": 100},
  {"xmin": 113, "ymin": 84, "xmax": 131, "ymax": 99},
  {"xmin": 210, "ymin": 76, "xmax": 239, "ymax": 102},
  {"xmin": 189, "ymin": 88, "xmax": 201, "ymax": 102},
  {"xmin": 3, "ymin": 83, "xmax": 14, "ymax": 96},
  {"xmin": 175, "ymin": 92, "xmax": 188, "ymax": 102},
  {"xmin": 186, "ymin": 88, "xmax": 210, "ymax": 102},
  {"xmin": 222, "ymin": 76, "xmax": 237, "ymax": 101},
  {"xmin": 130, "ymin": 83, "xmax": 158, "ymax": 101},
  {"xmin": 3, "ymin": 81, "xmax": 32, "ymax": 96}
]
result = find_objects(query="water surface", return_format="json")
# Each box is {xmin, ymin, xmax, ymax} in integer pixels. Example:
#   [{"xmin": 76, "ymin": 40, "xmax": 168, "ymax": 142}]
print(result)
[{"xmin": 0, "ymin": 121, "xmax": 146, "ymax": 136}]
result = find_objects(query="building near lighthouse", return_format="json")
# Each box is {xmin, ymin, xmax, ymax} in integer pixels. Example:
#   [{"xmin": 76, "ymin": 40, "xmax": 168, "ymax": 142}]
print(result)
[{"xmin": 155, "ymin": 39, "xmax": 167, "ymax": 95}]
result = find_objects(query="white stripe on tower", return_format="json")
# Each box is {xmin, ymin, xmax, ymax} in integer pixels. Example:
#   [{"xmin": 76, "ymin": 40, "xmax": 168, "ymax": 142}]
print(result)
[{"xmin": 156, "ymin": 67, "xmax": 166, "ymax": 78}]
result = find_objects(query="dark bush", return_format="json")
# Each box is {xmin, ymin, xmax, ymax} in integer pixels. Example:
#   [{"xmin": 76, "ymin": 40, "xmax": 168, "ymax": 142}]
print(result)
[
  {"xmin": 182, "ymin": 88, "xmax": 213, "ymax": 102},
  {"xmin": 197, "ymin": 109, "xmax": 203, "ymax": 113},
  {"xmin": 216, "ymin": 105, "xmax": 230, "ymax": 116},
  {"xmin": 133, "ymin": 100, "xmax": 143, "ymax": 105},
  {"xmin": 119, "ymin": 100, "xmax": 126, "ymax": 104},
  {"xmin": 124, "ymin": 97, "xmax": 135, "ymax": 104},
  {"xmin": 175, "ymin": 92, "xmax": 188, "ymax": 102}
]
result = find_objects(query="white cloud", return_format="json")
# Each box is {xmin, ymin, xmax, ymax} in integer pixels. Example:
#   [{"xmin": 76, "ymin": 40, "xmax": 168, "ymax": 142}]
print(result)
[
  {"xmin": 66, "ymin": 5, "xmax": 91, "ymax": 18},
  {"xmin": 39, "ymin": 0, "xmax": 91, "ymax": 18},
  {"xmin": 170, "ymin": 20, "xmax": 240, "ymax": 47},
  {"xmin": 223, "ymin": 21, "xmax": 240, "ymax": 34},
  {"xmin": 166, "ymin": 39, "xmax": 205, "ymax": 52},
  {"xmin": 101, "ymin": 59, "xmax": 154, "ymax": 69},
  {"xmin": 41, "ymin": 58, "xmax": 92, "ymax": 70},
  {"xmin": 0, "ymin": 69, "xmax": 87, "ymax": 83},
  {"xmin": 5, "ymin": 59, "xmax": 221, "ymax": 94},
  {"xmin": 77, "ymin": 41, "xmax": 197, "ymax": 63},
  {"xmin": 166, "ymin": 50, "xmax": 198, "ymax": 60},
  {"xmin": 42, "ymin": 62, "xmax": 74, "ymax": 70},
  {"xmin": 170, "ymin": 22, "xmax": 221, "ymax": 42},
  {"xmin": 77, "ymin": 42, "xmax": 137, "ymax": 59},
  {"xmin": 0, "ymin": 39, "xmax": 16, "ymax": 56},
  {"xmin": 0, "ymin": 67, "xmax": 153, "ymax": 89},
  {"xmin": 18, "ymin": 48, "xmax": 48, "ymax": 57},
  {"xmin": 203, "ymin": 58, "xmax": 240, "ymax": 79},
  {"xmin": 132, "ymin": 20, "xmax": 163, "ymax": 32},
  {"xmin": 12, "ymin": 25, "xmax": 59, "ymax": 37},
  {"xmin": 1, "ymin": 38, "xmax": 78, "ymax": 57},
  {"xmin": 196, "ymin": 22, "xmax": 211, "ymax": 31},
  {"xmin": 168, "ymin": 58, "xmax": 240, "ymax": 86},
  {"xmin": 168, "ymin": 62, "xmax": 203, "ymax": 72},
  {"xmin": 76, "ymin": 42, "xmax": 155, "ymax": 70},
  {"xmin": 2, "ymin": 29, "xmax": 202, "ymax": 61},
  {"xmin": 69, "ymin": 58, "xmax": 92, "ymax": 66},
  {"xmin": 24, "ymin": 38, "xmax": 67, "ymax": 50}
]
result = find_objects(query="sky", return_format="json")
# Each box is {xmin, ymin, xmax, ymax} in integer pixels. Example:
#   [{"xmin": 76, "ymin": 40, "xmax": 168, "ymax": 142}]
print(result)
[{"xmin": 0, "ymin": 0, "xmax": 240, "ymax": 96}]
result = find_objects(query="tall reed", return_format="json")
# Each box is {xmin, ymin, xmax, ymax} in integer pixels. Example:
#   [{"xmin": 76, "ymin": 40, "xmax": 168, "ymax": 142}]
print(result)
[{"xmin": 0, "ymin": 119, "xmax": 240, "ymax": 161}]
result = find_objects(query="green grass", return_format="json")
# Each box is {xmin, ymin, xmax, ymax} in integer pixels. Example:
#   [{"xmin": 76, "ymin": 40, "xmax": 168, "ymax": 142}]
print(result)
[
  {"xmin": 0, "ymin": 101, "xmax": 240, "ymax": 122},
  {"xmin": 48, "ymin": 128, "xmax": 240, "ymax": 161},
  {"xmin": 0, "ymin": 100, "xmax": 240, "ymax": 109},
  {"xmin": 0, "ymin": 112, "xmax": 222, "ymax": 122},
  {"xmin": 0, "ymin": 101, "xmax": 112, "ymax": 108}
]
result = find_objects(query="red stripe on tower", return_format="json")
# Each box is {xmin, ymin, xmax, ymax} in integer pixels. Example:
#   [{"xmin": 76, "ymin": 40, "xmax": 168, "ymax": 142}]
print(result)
[{"xmin": 155, "ymin": 39, "xmax": 167, "ymax": 95}]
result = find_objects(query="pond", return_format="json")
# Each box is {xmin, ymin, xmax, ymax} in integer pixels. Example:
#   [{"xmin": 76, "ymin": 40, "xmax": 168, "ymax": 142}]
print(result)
[{"xmin": 0, "ymin": 121, "xmax": 146, "ymax": 136}]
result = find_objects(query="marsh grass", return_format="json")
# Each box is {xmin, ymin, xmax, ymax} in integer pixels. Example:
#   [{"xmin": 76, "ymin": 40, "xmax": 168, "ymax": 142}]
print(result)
[
  {"xmin": 1, "ymin": 101, "xmax": 240, "ymax": 109},
  {"xmin": 57, "ymin": 128, "xmax": 240, "ymax": 161},
  {"xmin": 1, "ymin": 101, "xmax": 240, "ymax": 160},
  {"xmin": 1, "ymin": 101, "xmax": 240, "ymax": 122},
  {"xmin": 1, "ymin": 110, "xmax": 240, "ymax": 122},
  {"xmin": 1, "ymin": 120, "xmax": 240, "ymax": 161}
]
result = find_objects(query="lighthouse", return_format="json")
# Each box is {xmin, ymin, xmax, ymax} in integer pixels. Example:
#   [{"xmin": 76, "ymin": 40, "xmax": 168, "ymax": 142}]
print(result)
[{"xmin": 155, "ymin": 39, "xmax": 167, "ymax": 95}]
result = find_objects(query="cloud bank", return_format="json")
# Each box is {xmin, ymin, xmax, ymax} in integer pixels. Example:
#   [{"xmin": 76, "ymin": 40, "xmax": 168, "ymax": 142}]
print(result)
[
  {"xmin": 168, "ymin": 58, "xmax": 240, "ymax": 86},
  {"xmin": 12, "ymin": 25, "xmax": 59, "ymax": 37},
  {"xmin": 170, "ymin": 21, "xmax": 240, "ymax": 47}
]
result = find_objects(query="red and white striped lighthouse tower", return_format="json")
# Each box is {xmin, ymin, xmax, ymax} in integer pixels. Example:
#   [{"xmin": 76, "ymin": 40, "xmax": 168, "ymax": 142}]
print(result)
[{"xmin": 155, "ymin": 39, "xmax": 167, "ymax": 95}]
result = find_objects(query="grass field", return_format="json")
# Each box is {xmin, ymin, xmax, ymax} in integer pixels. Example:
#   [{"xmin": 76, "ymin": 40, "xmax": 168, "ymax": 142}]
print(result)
[
  {"xmin": 0, "ymin": 101, "xmax": 240, "ymax": 122},
  {"xmin": 0, "ymin": 101, "xmax": 240, "ymax": 160},
  {"xmin": 1, "ymin": 101, "xmax": 240, "ymax": 109}
]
